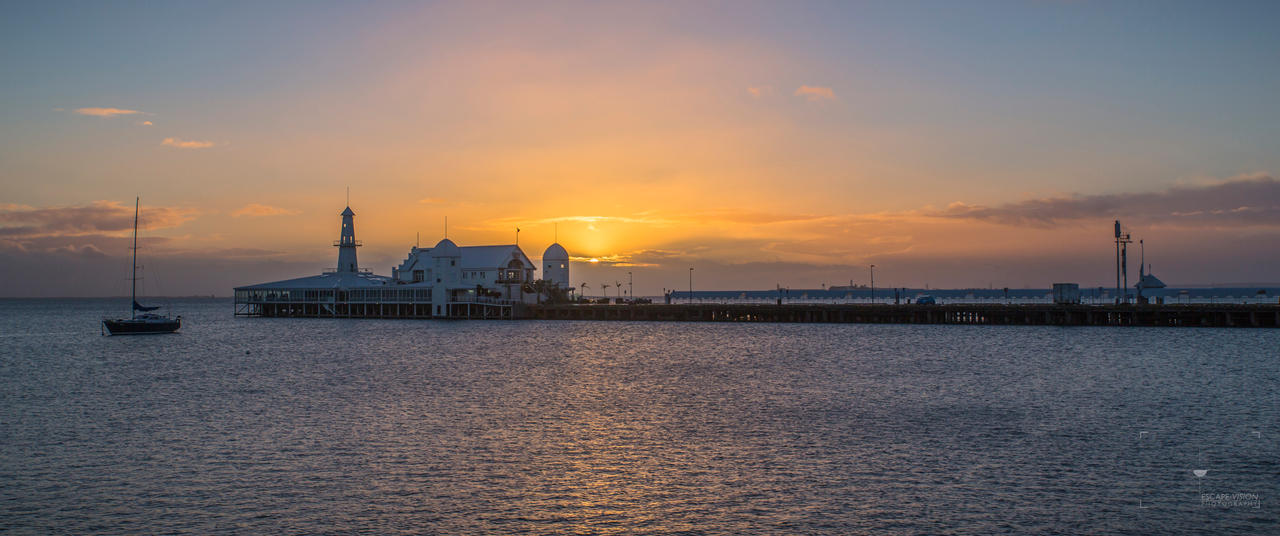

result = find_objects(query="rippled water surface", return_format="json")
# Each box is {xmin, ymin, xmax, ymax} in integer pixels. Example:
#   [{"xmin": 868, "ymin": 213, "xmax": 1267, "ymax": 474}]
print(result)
[{"xmin": 2, "ymin": 298, "xmax": 1277, "ymax": 534}]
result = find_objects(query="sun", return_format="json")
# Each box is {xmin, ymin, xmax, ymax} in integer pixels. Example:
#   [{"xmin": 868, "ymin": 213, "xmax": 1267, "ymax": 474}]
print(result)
[{"xmin": 589, "ymin": 258, "xmax": 600, "ymax": 264}]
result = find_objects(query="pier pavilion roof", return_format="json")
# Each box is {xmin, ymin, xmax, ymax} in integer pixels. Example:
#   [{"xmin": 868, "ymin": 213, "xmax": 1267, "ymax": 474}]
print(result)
[
  {"xmin": 459, "ymin": 245, "xmax": 531, "ymax": 268},
  {"xmin": 235, "ymin": 270, "xmax": 393, "ymax": 290},
  {"xmin": 398, "ymin": 244, "xmax": 533, "ymax": 271}
]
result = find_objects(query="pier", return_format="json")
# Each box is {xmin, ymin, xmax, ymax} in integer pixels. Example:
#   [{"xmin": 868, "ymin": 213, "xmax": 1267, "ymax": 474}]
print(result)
[
  {"xmin": 234, "ymin": 292, "xmax": 518, "ymax": 319},
  {"xmin": 235, "ymin": 291, "xmax": 1280, "ymax": 327},
  {"xmin": 527, "ymin": 303, "xmax": 1280, "ymax": 328}
]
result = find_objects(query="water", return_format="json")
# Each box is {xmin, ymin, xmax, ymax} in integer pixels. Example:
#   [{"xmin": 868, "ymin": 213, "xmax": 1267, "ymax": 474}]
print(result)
[{"xmin": 2, "ymin": 299, "xmax": 1277, "ymax": 534}]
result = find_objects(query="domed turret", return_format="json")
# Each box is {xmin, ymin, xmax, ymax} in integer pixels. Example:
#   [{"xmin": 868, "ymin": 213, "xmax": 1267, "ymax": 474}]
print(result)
[
  {"xmin": 542, "ymin": 242, "xmax": 569, "ymax": 288},
  {"xmin": 433, "ymin": 238, "xmax": 460, "ymax": 257},
  {"xmin": 543, "ymin": 243, "xmax": 568, "ymax": 261}
]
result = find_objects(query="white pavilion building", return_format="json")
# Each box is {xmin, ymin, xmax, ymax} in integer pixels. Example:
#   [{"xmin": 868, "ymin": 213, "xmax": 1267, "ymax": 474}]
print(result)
[{"xmin": 235, "ymin": 205, "xmax": 570, "ymax": 319}]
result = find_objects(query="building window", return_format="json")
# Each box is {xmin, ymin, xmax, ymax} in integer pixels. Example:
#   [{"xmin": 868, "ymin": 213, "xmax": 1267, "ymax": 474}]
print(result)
[
  {"xmin": 413, "ymin": 270, "xmax": 424, "ymax": 282},
  {"xmin": 450, "ymin": 260, "xmax": 455, "ymax": 266},
  {"xmin": 560, "ymin": 263, "xmax": 566, "ymax": 269}
]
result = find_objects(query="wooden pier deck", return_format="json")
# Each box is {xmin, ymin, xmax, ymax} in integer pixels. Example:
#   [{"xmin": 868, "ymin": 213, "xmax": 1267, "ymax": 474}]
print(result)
[{"xmin": 527, "ymin": 303, "xmax": 1280, "ymax": 328}]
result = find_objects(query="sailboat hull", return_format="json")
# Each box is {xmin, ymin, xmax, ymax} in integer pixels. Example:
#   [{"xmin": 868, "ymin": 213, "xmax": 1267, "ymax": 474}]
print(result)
[{"xmin": 102, "ymin": 317, "xmax": 181, "ymax": 335}]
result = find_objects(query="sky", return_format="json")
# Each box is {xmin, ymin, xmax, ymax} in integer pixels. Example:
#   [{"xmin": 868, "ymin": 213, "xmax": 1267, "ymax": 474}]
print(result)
[{"xmin": 2, "ymin": 1, "xmax": 1279, "ymax": 297}]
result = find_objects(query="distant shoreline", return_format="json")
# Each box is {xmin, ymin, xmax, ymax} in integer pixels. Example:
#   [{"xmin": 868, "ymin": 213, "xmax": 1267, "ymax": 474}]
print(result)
[{"xmin": 0, "ymin": 296, "xmax": 232, "ymax": 300}]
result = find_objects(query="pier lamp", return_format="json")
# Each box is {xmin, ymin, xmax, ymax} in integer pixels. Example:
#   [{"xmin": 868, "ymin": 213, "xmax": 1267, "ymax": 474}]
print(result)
[
  {"xmin": 870, "ymin": 264, "xmax": 875, "ymax": 304},
  {"xmin": 689, "ymin": 267, "xmax": 694, "ymax": 304}
]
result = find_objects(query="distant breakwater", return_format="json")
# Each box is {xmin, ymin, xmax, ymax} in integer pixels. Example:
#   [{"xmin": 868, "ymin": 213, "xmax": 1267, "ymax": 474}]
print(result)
[{"xmin": 527, "ymin": 303, "xmax": 1280, "ymax": 328}]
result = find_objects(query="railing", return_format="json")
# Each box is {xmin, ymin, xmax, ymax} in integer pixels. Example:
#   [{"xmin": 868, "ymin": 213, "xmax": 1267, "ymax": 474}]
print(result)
[{"xmin": 450, "ymin": 296, "xmax": 519, "ymax": 306}]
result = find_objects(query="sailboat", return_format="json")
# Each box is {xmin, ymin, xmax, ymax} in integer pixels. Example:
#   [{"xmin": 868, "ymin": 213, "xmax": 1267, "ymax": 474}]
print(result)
[{"xmin": 102, "ymin": 198, "xmax": 181, "ymax": 336}]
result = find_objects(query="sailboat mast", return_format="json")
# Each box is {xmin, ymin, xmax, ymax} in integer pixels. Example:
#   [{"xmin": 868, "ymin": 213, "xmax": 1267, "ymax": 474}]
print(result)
[{"xmin": 131, "ymin": 197, "xmax": 139, "ymax": 320}]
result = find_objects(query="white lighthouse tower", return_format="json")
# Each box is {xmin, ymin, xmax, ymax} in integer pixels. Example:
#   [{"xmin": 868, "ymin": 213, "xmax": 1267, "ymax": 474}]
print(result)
[
  {"xmin": 542, "ymin": 242, "xmax": 569, "ymax": 288},
  {"xmin": 335, "ymin": 206, "xmax": 360, "ymax": 272}
]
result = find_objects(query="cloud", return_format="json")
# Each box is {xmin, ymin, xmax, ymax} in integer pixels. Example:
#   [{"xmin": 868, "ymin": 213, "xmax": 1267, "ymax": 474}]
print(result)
[
  {"xmin": 74, "ymin": 107, "xmax": 146, "ymax": 118},
  {"xmin": 232, "ymin": 203, "xmax": 300, "ymax": 217},
  {"xmin": 490, "ymin": 214, "xmax": 677, "ymax": 226},
  {"xmin": 0, "ymin": 200, "xmax": 194, "ymax": 239},
  {"xmin": 161, "ymin": 137, "xmax": 216, "ymax": 149},
  {"xmin": 685, "ymin": 208, "xmax": 823, "ymax": 225},
  {"xmin": 138, "ymin": 120, "xmax": 154, "ymax": 126},
  {"xmin": 793, "ymin": 85, "xmax": 835, "ymax": 101},
  {"xmin": 935, "ymin": 174, "xmax": 1280, "ymax": 227},
  {"xmin": 204, "ymin": 247, "xmax": 285, "ymax": 257},
  {"xmin": 747, "ymin": 86, "xmax": 773, "ymax": 97},
  {"xmin": 568, "ymin": 251, "xmax": 663, "ymax": 267},
  {"xmin": 43, "ymin": 244, "xmax": 108, "ymax": 258}
]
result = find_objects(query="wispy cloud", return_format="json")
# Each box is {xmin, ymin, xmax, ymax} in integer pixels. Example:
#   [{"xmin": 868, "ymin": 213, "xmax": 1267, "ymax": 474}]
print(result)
[
  {"xmin": 793, "ymin": 85, "xmax": 835, "ymax": 101},
  {"xmin": 138, "ymin": 120, "xmax": 154, "ymax": 126},
  {"xmin": 204, "ymin": 247, "xmax": 285, "ymax": 257},
  {"xmin": 490, "ymin": 214, "xmax": 678, "ymax": 226},
  {"xmin": 747, "ymin": 86, "xmax": 773, "ymax": 97},
  {"xmin": 0, "ymin": 200, "xmax": 194, "ymax": 241},
  {"xmin": 232, "ymin": 203, "xmax": 299, "ymax": 217},
  {"xmin": 568, "ymin": 252, "xmax": 663, "ymax": 267},
  {"xmin": 74, "ymin": 107, "xmax": 146, "ymax": 118},
  {"xmin": 43, "ymin": 244, "xmax": 109, "ymax": 258},
  {"xmin": 935, "ymin": 174, "xmax": 1280, "ymax": 227},
  {"xmin": 161, "ymin": 137, "xmax": 216, "ymax": 149}
]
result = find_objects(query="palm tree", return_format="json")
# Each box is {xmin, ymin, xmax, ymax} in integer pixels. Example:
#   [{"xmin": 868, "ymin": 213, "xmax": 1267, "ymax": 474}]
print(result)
[
  {"xmin": 530, "ymin": 279, "xmax": 548, "ymax": 304},
  {"xmin": 580, "ymin": 282, "xmax": 589, "ymax": 302},
  {"xmin": 615, "ymin": 281, "xmax": 622, "ymax": 300},
  {"xmin": 601, "ymin": 283, "xmax": 608, "ymax": 299}
]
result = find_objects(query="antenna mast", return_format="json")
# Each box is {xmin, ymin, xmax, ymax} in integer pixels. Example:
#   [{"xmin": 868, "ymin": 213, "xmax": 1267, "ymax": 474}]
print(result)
[
  {"xmin": 131, "ymin": 197, "xmax": 139, "ymax": 319},
  {"xmin": 1114, "ymin": 220, "xmax": 1132, "ymax": 304}
]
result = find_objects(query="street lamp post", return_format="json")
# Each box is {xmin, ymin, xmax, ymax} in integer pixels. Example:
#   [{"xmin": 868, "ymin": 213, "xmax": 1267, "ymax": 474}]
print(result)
[
  {"xmin": 870, "ymin": 264, "xmax": 875, "ymax": 304},
  {"xmin": 628, "ymin": 271, "xmax": 633, "ymax": 302},
  {"xmin": 688, "ymin": 267, "xmax": 694, "ymax": 304}
]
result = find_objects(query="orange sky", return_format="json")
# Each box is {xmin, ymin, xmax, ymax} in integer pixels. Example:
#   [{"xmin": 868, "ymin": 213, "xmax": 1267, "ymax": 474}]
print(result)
[{"xmin": 2, "ymin": 2, "xmax": 1279, "ymax": 296}]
